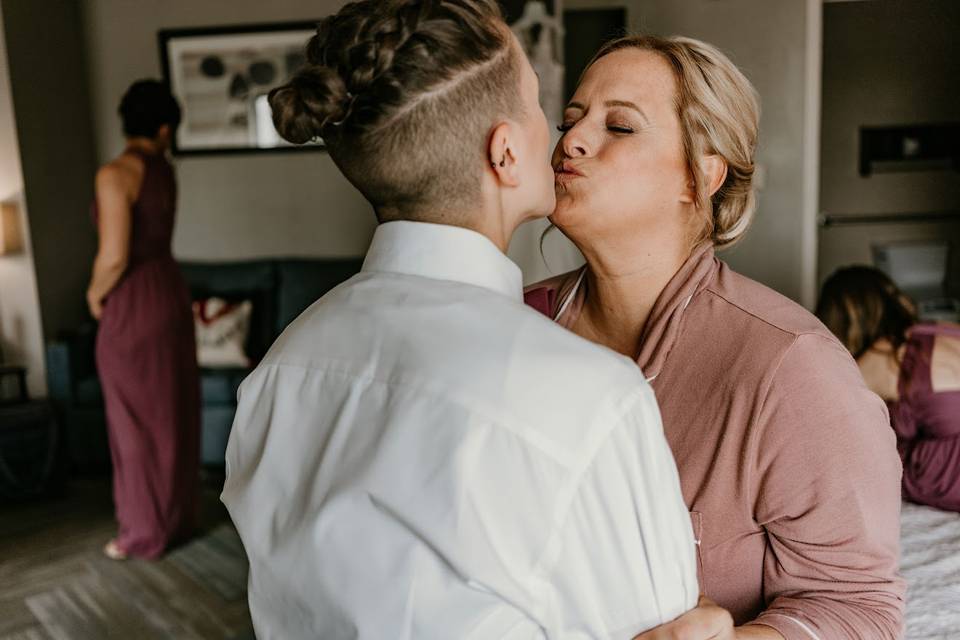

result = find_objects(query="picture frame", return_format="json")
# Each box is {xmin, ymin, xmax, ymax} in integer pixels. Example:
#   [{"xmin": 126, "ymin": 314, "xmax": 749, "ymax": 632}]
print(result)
[{"xmin": 158, "ymin": 21, "xmax": 320, "ymax": 156}]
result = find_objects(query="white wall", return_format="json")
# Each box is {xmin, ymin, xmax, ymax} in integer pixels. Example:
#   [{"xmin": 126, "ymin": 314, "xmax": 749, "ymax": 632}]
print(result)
[
  {"xmin": 82, "ymin": 0, "xmax": 375, "ymax": 262},
  {"xmin": 0, "ymin": 2, "xmax": 47, "ymax": 396}
]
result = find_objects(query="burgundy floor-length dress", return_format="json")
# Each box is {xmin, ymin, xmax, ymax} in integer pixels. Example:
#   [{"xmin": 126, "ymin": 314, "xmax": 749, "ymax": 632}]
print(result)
[
  {"xmin": 889, "ymin": 323, "xmax": 960, "ymax": 512},
  {"xmin": 93, "ymin": 148, "xmax": 201, "ymax": 558}
]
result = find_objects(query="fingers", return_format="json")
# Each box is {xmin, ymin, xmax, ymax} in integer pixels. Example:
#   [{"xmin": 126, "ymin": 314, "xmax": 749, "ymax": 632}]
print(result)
[{"xmin": 632, "ymin": 597, "xmax": 735, "ymax": 640}]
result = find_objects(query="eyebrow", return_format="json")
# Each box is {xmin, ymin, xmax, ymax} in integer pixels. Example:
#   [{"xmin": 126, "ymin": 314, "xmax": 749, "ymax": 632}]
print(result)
[{"xmin": 566, "ymin": 100, "xmax": 650, "ymax": 124}]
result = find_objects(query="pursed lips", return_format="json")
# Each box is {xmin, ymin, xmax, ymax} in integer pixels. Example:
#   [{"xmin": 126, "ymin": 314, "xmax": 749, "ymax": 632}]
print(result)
[{"xmin": 554, "ymin": 161, "xmax": 584, "ymax": 180}]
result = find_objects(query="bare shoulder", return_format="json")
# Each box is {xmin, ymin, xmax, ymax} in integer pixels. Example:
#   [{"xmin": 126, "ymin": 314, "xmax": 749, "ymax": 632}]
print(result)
[
  {"xmin": 931, "ymin": 325, "xmax": 960, "ymax": 393},
  {"xmin": 856, "ymin": 342, "xmax": 900, "ymax": 402},
  {"xmin": 96, "ymin": 153, "xmax": 144, "ymax": 198}
]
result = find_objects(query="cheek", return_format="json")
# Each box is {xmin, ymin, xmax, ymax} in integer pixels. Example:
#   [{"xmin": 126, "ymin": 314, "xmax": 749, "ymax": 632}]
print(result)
[
  {"xmin": 552, "ymin": 146, "xmax": 680, "ymax": 228},
  {"xmin": 610, "ymin": 145, "xmax": 685, "ymax": 200}
]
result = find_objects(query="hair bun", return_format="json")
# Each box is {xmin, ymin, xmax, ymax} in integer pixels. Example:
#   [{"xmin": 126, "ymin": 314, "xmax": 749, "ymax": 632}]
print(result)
[{"xmin": 268, "ymin": 65, "xmax": 349, "ymax": 144}]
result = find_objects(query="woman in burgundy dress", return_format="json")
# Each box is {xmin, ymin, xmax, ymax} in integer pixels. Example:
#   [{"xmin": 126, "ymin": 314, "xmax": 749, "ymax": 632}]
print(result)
[
  {"xmin": 818, "ymin": 266, "xmax": 960, "ymax": 512},
  {"xmin": 86, "ymin": 79, "xmax": 201, "ymax": 560}
]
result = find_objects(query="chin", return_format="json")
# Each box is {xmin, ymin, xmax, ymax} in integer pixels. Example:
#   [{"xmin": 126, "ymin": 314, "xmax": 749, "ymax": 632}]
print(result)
[
  {"xmin": 522, "ymin": 199, "xmax": 555, "ymax": 224},
  {"xmin": 548, "ymin": 197, "xmax": 578, "ymax": 228}
]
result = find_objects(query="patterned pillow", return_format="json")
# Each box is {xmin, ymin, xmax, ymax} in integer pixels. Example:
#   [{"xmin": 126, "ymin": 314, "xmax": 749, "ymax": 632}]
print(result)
[{"xmin": 193, "ymin": 297, "xmax": 253, "ymax": 368}]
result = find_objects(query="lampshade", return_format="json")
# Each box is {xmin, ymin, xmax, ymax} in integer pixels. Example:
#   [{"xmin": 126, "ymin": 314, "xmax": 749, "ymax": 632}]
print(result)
[{"xmin": 0, "ymin": 201, "xmax": 23, "ymax": 255}]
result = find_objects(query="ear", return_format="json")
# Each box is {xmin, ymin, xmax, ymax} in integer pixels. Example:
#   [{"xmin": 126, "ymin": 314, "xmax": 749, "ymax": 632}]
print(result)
[
  {"xmin": 156, "ymin": 124, "xmax": 171, "ymax": 145},
  {"xmin": 487, "ymin": 122, "xmax": 521, "ymax": 187},
  {"xmin": 679, "ymin": 177, "xmax": 696, "ymax": 205},
  {"xmin": 702, "ymin": 154, "xmax": 728, "ymax": 198},
  {"xmin": 680, "ymin": 154, "xmax": 727, "ymax": 205}
]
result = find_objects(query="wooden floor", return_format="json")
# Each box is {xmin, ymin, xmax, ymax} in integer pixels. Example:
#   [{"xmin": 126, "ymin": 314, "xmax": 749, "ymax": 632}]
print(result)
[{"xmin": 0, "ymin": 475, "xmax": 253, "ymax": 640}]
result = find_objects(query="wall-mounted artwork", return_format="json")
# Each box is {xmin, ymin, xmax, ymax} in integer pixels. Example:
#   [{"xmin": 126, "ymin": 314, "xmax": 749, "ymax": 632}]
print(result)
[
  {"xmin": 859, "ymin": 124, "xmax": 960, "ymax": 176},
  {"xmin": 158, "ymin": 22, "xmax": 319, "ymax": 156}
]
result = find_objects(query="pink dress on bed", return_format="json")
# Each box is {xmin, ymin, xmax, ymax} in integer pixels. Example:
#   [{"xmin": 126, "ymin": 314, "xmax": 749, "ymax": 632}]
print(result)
[
  {"xmin": 93, "ymin": 148, "xmax": 201, "ymax": 558},
  {"xmin": 888, "ymin": 323, "xmax": 960, "ymax": 512}
]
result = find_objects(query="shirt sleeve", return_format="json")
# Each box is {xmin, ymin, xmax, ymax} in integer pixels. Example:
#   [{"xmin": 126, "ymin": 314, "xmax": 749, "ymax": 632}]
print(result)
[
  {"xmin": 750, "ymin": 333, "xmax": 906, "ymax": 640},
  {"xmin": 535, "ymin": 388, "xmax": 700, "ymax": 638}
]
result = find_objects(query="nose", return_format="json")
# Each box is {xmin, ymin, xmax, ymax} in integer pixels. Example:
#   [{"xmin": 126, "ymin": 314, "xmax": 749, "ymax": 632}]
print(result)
[{"xmin": 560, "ymin": 123, "xmax": 590, "ymax": 158}]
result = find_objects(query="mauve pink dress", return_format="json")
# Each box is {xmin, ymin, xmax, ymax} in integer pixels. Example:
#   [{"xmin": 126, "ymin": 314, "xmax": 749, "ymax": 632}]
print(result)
[
  {"xmin": 889, "ymin": 323, "xmax": 960, "ymax": 512},
  {"xmin": 525, "ymin": 244, "xmax": 905, "ymax": 638},
  {"xmin": 93, "ymin": 148, "xmax": 201, "ymax": 559}
]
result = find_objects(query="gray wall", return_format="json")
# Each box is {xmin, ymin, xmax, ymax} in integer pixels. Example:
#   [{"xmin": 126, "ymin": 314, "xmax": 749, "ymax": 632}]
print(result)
[
  {"xmin": 820, "ymin": 0, "xmax": 960, "ymax": 217},
  {"xmin": 2, "ymin": 0, "xmax": 99, "ymax": 339},
  {"xmin": 818, "ymin": 0, "xmax": 960, "ymax": 293},
  {"xmin": 84, "ymin": 0, "xmax": 819, "ymax": 306},
  {"xmin": 0, "ymin": 0, "xmax": 822, "ymax": 396},
  {"xmin": 82, "ymin": 0, "xmax": 375, "ymax": 262},
  {"xmin": 529, "ymin": 0, "xmax": 820, "ymax": 304},
  {"xmin": 631, "ymin": 0, "xmax": 817, "ymax": 305},
  {"xmin": 0, "ymin": 2, "xmax": 47, "ymax": 396}
]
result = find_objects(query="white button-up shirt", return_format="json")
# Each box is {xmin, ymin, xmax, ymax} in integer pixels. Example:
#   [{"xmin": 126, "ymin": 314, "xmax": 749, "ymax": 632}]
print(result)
[{"xmin": 222, "ymin": 221, "xmax": 698, "ymax": 639}]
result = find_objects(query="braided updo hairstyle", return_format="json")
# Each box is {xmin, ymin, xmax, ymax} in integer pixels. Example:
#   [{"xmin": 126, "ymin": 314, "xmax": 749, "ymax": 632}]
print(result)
[{"xmin": 269, "ymin": 0, "xmax": 523, "ymax": 222}]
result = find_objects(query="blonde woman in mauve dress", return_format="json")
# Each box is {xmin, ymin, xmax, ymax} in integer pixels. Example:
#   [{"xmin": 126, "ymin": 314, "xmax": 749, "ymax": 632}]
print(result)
[
  {"xmin": 87, "ymin": 79, "xmax": 201, "ymax": 560},
  {"xmin": 525, "ymin": 36, "xmax": 904, "ymax": 638}
]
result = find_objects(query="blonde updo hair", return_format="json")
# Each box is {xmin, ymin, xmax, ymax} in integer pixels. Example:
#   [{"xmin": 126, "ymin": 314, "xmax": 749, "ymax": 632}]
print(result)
[{"xmin": 589, "ymin": 35, "xmax": 760, "ymax": 248}]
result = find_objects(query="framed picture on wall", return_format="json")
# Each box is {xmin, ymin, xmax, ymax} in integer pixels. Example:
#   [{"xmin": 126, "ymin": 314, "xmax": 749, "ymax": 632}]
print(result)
[{"xmin": 158, "ymin": 21, "xmax": 320, "ymax": 156}]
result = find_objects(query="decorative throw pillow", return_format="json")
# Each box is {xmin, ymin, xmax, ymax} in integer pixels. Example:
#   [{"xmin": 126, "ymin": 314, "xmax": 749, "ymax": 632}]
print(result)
[{"xmin": 193, "ymin": 297, "xmax": 253, "ymax": 368}]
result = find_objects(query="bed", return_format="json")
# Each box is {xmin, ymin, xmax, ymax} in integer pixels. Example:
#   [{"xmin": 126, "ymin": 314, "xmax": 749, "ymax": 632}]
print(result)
[{"xmin": 900, "ymin": 501, "xmax": 960, "ymax": 639}]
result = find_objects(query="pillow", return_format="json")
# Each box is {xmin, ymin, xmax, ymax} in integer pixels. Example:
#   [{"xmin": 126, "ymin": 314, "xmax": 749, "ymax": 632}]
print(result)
[{"xmin": 193, "ymin": 297, "xmax": 253, "ymax": 368}]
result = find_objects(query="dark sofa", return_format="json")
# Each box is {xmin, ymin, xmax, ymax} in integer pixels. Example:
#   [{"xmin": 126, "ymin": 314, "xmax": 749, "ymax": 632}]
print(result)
[{"xmin": 46, "ymin": 257, "xmax": 363, "ymax": 471}]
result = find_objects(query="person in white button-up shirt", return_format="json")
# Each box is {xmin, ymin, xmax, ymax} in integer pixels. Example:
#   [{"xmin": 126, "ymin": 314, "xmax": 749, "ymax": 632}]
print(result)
[{"xmin": 221, "ymin": 1, "xmax": 698, "ymax": 638}]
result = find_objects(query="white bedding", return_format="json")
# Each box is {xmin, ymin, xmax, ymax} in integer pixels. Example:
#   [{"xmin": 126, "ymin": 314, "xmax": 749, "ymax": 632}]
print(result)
[{"xmin": 900, "ymin": 501, "xmax": 960, "ymax": 639}]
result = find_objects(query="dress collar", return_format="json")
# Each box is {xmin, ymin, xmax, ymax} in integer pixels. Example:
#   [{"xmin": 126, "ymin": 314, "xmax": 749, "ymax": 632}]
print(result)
[{"xmin": 555, "ymin": 242, "xmax": 719, "ymax": 380}]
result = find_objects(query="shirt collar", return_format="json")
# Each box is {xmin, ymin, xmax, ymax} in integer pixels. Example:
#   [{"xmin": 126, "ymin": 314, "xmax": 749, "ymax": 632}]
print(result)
[{"xmin": 361, "ymin": 221, "xmax": 524, "ymax": 301}]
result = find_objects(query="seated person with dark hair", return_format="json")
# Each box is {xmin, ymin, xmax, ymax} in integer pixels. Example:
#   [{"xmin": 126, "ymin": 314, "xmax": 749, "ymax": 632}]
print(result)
[{"xmin": 818, "ymin": 266, "xmax": 960, "ymax": 512}]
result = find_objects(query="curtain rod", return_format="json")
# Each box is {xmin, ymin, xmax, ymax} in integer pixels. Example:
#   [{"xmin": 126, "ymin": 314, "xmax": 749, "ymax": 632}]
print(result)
[{"xmin": 819, "ymin": 210, "xmax": 960, "ymax": 227}]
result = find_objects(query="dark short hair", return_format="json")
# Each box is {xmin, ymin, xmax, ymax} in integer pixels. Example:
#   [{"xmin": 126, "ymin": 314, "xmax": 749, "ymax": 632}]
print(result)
[
  {"xmin": 118, "ymin": 79, "xmax": 182, "ymax": 138},
  {"xmin": 269, "ymin": 0, "xmax": 523, "ymax": 223}
]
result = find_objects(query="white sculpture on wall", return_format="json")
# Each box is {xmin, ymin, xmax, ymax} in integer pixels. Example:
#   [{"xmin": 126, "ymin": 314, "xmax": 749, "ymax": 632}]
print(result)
[
  {"xmin": 511, "ymin": 0, "xmax": 565, "ymax": 130},
  {"xmin": 507, "ymin": 0, "xmax": 585, "ymax": 286}
]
